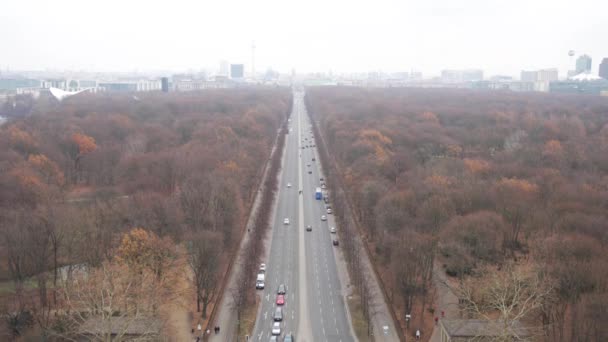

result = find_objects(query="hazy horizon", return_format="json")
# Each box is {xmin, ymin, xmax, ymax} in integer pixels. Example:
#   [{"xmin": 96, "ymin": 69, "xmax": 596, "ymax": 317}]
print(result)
[{"xmin": 2, "ymin": 0, "xmax": 607, "ymax": 77}]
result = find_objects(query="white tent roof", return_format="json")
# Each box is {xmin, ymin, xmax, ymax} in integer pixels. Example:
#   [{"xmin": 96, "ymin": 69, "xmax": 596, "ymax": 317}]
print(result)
[{"xmin": 570, "ymin": 72, "xmax": 604, "ymax": 81}]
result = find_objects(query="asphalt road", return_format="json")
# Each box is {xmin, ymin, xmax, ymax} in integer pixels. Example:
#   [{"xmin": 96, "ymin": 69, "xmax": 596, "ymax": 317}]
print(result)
[{"xmin": 252, "ymin": 91, "xmax": 355, "ymax": 342}]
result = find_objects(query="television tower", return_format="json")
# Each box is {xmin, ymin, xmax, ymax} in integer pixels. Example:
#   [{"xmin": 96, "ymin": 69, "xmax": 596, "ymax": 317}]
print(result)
[{"xmin": 251, "ymin": 41, "xmax": 256, "ymax": 80}]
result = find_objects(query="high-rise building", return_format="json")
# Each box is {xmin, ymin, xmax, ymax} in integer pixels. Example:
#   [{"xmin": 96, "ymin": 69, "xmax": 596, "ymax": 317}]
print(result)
[
  {"xmin": 576, "ymin": 55, "xmax": 592, "ymax": 74},
  {"xmin": 161, "ymin": 77, "xmax": 169, "ymax": 92},
  {"xmin": 599, "ymin": 58, "xmax": 608, "ymax": 79},
  {"xmin": 230, "ymin": 64, "xmax": 244, "ymax": 79}
]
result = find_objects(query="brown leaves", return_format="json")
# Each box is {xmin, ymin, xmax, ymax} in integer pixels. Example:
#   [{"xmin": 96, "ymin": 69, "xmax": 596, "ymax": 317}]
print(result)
[
  {"xmin": 464, "ymin": 158, "xmax": 491, "ymax": 174},
  {"xmin": 71, "ymin": 132, "xmax": 97, "ymax": 156}
]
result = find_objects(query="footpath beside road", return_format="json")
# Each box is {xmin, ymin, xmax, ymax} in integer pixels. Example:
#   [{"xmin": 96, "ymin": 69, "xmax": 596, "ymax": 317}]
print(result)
[
  {"xmin": 205, "ymin": 126, "xmax": 285, "ymax": 342},
  {"xmin": 429, "ymin": 264, "xmax": 460, "ymax": 342}
]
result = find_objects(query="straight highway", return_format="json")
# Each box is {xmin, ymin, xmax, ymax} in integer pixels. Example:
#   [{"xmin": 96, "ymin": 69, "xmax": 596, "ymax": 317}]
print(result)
[{"xmin": 252, "ymin": 91, "xmax": 355, "ymax": 342}]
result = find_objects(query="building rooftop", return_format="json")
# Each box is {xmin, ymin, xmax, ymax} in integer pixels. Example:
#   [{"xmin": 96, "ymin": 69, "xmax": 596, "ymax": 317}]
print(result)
[{"xmin": 441, "ymin": 319, "xmax": 529, "ymax": 338}]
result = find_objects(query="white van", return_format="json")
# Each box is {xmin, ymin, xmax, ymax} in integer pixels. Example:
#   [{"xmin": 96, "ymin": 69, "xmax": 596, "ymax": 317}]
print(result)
[{"xmin": 256, "ymin": 273, "xmax": 265, "ymax": 289}]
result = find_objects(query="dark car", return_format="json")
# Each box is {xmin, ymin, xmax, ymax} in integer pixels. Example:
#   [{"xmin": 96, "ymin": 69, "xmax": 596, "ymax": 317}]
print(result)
[
  {"xmin": 312, "ymin": 158, "xmax": 316, "ymax": 161},
  {"xmin": 308, "ymin": 170, "xmax": 312, "ymax": 174},
  {"xmin": 306, "ymin": 225, "xmax": 312, "ymax": 232},
  {"xmin": 333, "ymin": 239, "xmax": 339, "ymax": 246}
]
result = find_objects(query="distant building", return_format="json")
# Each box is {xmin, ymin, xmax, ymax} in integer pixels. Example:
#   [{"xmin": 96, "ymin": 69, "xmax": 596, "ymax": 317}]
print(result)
[
  {"xmin": 441, "ymin": 69, "xmax": 483, "ymax": 83},
  {"xmin": 509, "ymin": 81, "xmax": 535, "ymax": 92},
  {"xmin": 521, "ymin": 69, "xmax": 557, "ymax": 82},
  {"xmin": 230, "ymin": 64, "xmax": 244, "ymax": 79},
  {"xmin": 219, "ymin": 60, "xmax": 230, "ymax": 77},
  {"xmin": 550, "ymin": 77, "xmax": 608, "ymax": 95},
  {"xmin": 521, "ymin": 70, "xmax": 537, "ymax": 82},
  {"xmin": 41, "ymin": 79, "xmax": 67, "ymax": 90},
  {"xmin": 98, "ymin": 80, "xmax": 161, "ymax": 92},
  {"xmin": 599, "ymin": 58, "xmax": 608, "ymax": 79},
  {"xmin": 538, "ymin": 69, "xmax": 558, "ymax": 82},
  {"xmin": 0, "ymin": 78, "xmax": 40, "ymax": 90},
  {"xmin": 173, "ymin": 78, "xmax": 208, "ymax": 91},
  {"xmin": 161, "ymin": 77, "xmax": 169, "ymax": 92},
  {"xmin": 576, "ymin": 54, "xmax": 592, "ymax": 74}
]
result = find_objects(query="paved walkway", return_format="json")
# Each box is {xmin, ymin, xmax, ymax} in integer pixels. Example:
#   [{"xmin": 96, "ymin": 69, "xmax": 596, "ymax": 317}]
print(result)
[{"xmin": 429, "ymin": 263, "xmax": 460, "ymax": 342}]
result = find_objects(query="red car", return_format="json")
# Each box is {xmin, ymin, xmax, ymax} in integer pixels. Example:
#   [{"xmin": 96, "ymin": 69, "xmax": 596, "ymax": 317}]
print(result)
[{"xmin": 276, "ymin": 294, "xmax": 285, "ymax": 305}]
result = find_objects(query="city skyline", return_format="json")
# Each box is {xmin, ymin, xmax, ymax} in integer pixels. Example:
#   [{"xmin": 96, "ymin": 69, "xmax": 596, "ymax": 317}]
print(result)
[{"xmin": 2, "ymin": 0, "xmax": 607, "ymax": 77}]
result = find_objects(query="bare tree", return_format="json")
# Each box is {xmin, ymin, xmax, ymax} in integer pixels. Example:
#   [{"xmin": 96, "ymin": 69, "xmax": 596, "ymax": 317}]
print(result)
[
  {"xmin": 188, "ymin": 232, "xmax": 222, "ymax": 319},
  {"xmin": 453, "ymin": 264, "xmax": 552, "ymax": 341}
]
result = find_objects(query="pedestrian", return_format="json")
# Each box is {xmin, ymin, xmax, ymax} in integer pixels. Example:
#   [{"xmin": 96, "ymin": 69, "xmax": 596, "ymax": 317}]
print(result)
[
  {"xmin": 441, "ymin": 310, "xmax": 445, "ymax": 318},
  {"xmin": 435, "ymin": 316, "xmax": 438, "ymax": 324},
  {"xmin": 416, "ymin": 329, "xmax": 421, "ymax": 340}
]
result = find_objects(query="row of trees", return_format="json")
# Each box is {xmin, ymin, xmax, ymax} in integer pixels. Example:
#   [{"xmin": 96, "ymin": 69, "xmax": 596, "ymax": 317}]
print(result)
[
  {"xmin": 306, "ymin": 87, "xmax": 608, "ymax": 341},
  {"xmin": 0, "ymin": 88, "xmax": 291, "ymax": 339}
]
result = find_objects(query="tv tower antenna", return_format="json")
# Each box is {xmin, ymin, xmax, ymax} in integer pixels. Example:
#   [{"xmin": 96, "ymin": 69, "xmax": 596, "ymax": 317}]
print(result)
[{"xmin": 251, "ymin": 41, "xmax": 256, "ymax": 80}]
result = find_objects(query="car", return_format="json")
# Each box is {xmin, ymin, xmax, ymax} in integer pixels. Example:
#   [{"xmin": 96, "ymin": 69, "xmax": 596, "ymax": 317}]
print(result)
[
  {"xmin": 306, "ymin": 225, "xmax": 312, "ymax": 232},
  {"xmin": 277, "ymin": 284, "xmax": 286, "ymax": 295},
  {"xmin": 320, "ymin": 177, "xmax": 324, "ymax": 182},
  {"xmin": 301, "ymin": 146, "xmax": 305, "ymax": 149},
  {"xmin": 327, "ymin": 208, "xmax": 332, "ymax": 214},
  {"xmin": 333, "ymin": 239, "xmax": 339, "ymax": 246},
  {"xmin": 321, "ymin": 215, "xmax": 327, "ymax": 221},
  {"xmin": 270, "ymin": 336, "xmax": 278, "ymax": 342},
  {"xmin": 284, "ymin": 333, "xmax": 294, "ymax": 342},
  {"xmin": 307, "ymin": 164, "xmax": 311, "ymax": 167},
  {"xmin": 272, "ymin": 322, "xmax": 281, "ymax": 335},
  {"xmin": 321, "ymin": 184, "xmax": 326, "ymax": 189},
  {"xmin": 276, "ymin": 294, "xmax": 285, "ymax": 305},
  {"xmin": 287, "ymin": 182, "xmax": 291, "ymax": 188},
  {"xmin": 274, "ymin": 307, "xmax": 283, "ymax": 321},
  {"xmin": 260, "ymin": 263, "xmax": 266, "ymax": 272},
  {"xmin": 330, "ymin": 226, "xmax": 336, "ymax": 234},
  {"xmin": 308, "ymin": 170, "xmax": 312, "ymax": 174},
  {"xmin": 312, "ymin": 157, "xmax": 316, "ymax": 161},
  {"xmin": 284, "ymin": 218, "xmax": 290, "ymax": 225}
]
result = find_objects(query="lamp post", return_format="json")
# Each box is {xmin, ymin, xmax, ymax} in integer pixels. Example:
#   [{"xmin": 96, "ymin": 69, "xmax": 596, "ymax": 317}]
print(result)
[{"xmin": 405, "ymin": 314, "xmax": 411, "ymax": 342}]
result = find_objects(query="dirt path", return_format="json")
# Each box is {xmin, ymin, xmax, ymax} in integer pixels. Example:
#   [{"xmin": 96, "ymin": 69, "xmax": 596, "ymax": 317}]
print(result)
[{"xmin": 164, "ymin": 259, "xmax": 196, "ymax": 342}]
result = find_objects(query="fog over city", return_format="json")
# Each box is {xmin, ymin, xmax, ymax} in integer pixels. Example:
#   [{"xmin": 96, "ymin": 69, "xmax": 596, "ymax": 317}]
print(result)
[{"xmin": 2, "ymin": 0, "xmax": 607, "ymax": 76}]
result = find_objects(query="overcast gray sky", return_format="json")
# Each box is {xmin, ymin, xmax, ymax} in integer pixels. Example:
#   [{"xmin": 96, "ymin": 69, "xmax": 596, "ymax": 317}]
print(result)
[{"xmin": 2, "ymin": 0, "xmax": 606, "ymax": 77}]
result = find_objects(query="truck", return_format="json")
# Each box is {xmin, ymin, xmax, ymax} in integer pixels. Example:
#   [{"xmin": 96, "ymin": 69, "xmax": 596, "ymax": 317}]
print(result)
[
  {"xmin": 256, "ymin": 273, "xmax": 265, "ymax": 289},
  {"xmin": 315, "ymin": 187, "xmax": 322, "ymax": 200}
]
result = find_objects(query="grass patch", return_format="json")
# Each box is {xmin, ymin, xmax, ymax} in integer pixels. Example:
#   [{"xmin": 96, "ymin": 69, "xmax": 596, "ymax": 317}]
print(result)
[
  {"xmin": 238, "ymin": 299, "xmax": 260, "ymax": 339},
  {"xmin": 347, "ymin": 294, "xmax": 371, "ymax": 342}
]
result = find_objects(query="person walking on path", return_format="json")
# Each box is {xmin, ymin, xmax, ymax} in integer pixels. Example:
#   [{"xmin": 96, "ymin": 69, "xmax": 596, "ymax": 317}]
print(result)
[{"xmin": 416, "ymin": 329, "xmax": 421, "ymax": 340}]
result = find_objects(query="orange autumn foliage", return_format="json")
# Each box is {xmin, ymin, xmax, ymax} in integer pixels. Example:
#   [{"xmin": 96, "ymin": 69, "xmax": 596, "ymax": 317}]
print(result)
[{"xmin": 71, "ymin": 132, "xmax": 97, "ymax": 156}]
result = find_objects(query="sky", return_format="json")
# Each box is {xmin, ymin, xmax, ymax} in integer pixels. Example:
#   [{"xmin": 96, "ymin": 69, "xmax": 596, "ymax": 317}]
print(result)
[{"xmin": 1, "ymin": 0, "xmax": 607, "ymax": 77}]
